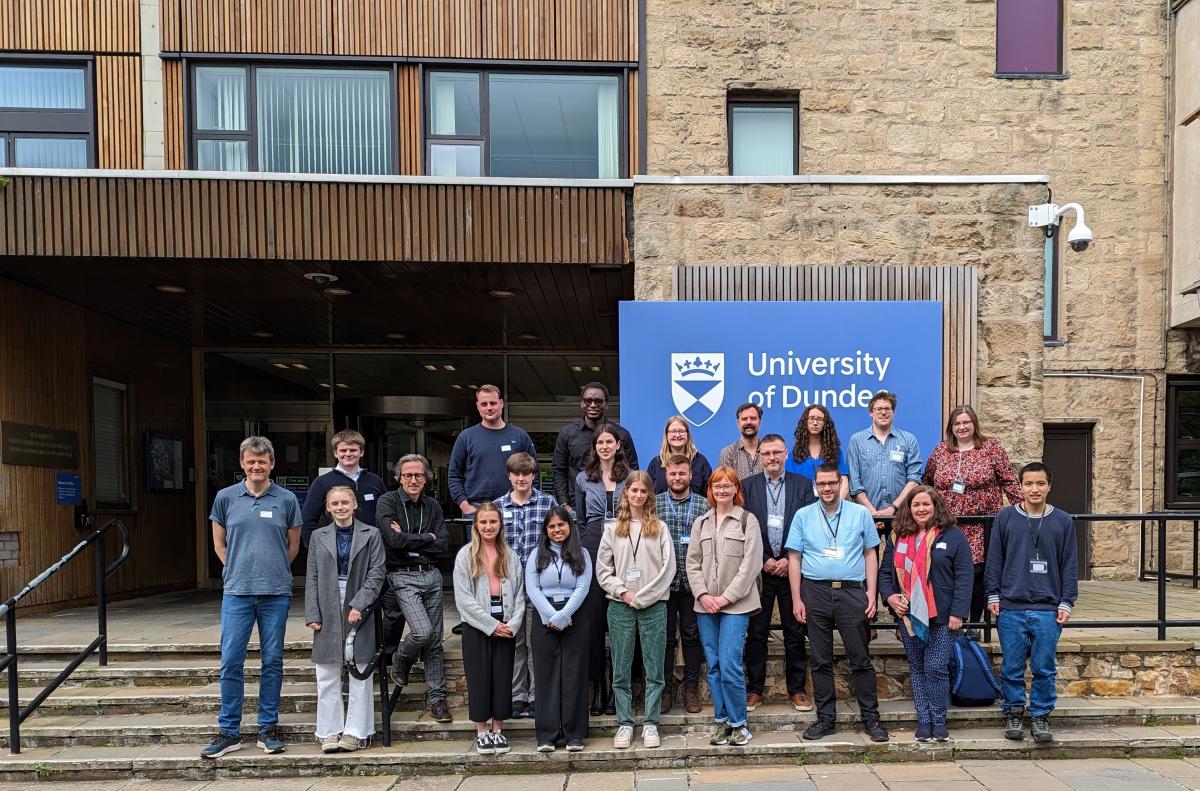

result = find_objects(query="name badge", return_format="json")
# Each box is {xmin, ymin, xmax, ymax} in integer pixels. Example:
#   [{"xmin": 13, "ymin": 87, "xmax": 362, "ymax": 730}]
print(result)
[
  {"xmin": 501, "ymin": 444, "xmax": 512, "ymax": 452},
  {"xmin": 551, "ymin": 595, "xmax": 566, "ymax": 604},
  {"xmin": 896, "ymin": 544, "xmax": 907, "ymax": 554},
  {"xmin": 626, "ymin": 569, "xmax": 642, "ymax": 581},
  {"xmin": 889, "ymin": 450, "xmax": 904, "ymax": 463},
  {"xmin": 490, "ymin": 605, "xmax": 504, "ymax": 615},
  {"xmin": 821, "ymin": 546, "xmax": 844, "ymax": 560},
  {"xmin": 408, "ymin": 551, "xmax": 421, "ymax": 558},
  {"xmin": 259, "ymin": 510, "xmax": 273, "ymax": 518},
  {"xmin": 1030, "ymin": 559, "xmax": 1048, "ymax": 574},
  {"xmin": 504, "ymin": 511, "xmax": 514, "ymax": 519},
  {"xmin": 767, "ymin": 515, "xmax": 784, "ymax": 530},
  {"xmin": 365, "ymin": 493, "xmax": 375, "ymax": 501},
  {"xmin": 681, "ymin": 535, "xmax": 691, "ymax": 545},
  {"xmin": 935, "ymin": 542, "xmax": 948, "ymax": 550},
  {"xmin": 951, "ymin": 481, "xmax": 966, "ymax": 494}
]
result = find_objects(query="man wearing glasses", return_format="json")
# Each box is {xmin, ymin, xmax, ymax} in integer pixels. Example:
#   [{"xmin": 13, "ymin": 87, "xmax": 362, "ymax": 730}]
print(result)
[
  {"xmin": 846, "ymin": 391, "xmax": 923, "ymax": 522},
  {"xmin": 552, "ymin": 382, "xmax": 639, "ymax": 512},
  {"xmin": 375, "ymin": 454, "xmax": 453, "ymax": 723}
]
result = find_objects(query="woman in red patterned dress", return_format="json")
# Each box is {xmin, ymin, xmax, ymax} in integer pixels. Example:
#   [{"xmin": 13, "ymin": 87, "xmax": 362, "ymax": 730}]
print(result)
[{"xmin": 922, "ymin": 405, "xmax": 1023, "ymax": 626}]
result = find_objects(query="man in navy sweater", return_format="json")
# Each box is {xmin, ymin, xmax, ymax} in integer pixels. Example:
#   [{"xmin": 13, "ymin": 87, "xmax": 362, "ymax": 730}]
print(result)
[
  {"xmin": 985, "ymin": 461, "xmax": 1078, "ymax": 744},
  {"xmin": 300, "ymin": 430, "xmax": 389, "ymax": 548},
  {"xmin": 448, "ymin": 385, "xmax": 537, "ymax": 516}
]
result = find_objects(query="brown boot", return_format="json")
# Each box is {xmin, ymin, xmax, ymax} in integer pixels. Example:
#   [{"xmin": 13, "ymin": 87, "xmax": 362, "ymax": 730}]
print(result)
[
  {"xmin": 790, "ymin": 692, "xmax": 813, "ymax": 712},
  {"xmin": 746, "ymin": 692, "xmax": 763, "ymax": 711},
  {"xmin": 661, "ymin": 690, "xmax": 674, "ymax": 714},
  {"xmin": 685, "ymin": 687, "xmax": 702, "ymax": 714}
]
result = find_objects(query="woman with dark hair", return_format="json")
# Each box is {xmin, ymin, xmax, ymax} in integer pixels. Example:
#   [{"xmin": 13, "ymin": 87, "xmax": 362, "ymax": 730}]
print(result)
[
  {"xmin": 645, "ymin": 415, "xmax": 712, "ymax": 495},
  {"xmin": 878, "ymin": 485, "xmax": 972, "ymax": 743},
  {"xmin": 922, "ymin": 404, "xmax": 1022, "ymax": 625},
  {"xmin": 525, "ymin": 506, "xmax": 592, "ymax": 752},
  {"xmin": 786, "ymin": 404, "xmax": 849, "ymax": 499},
  {"xmin": 573, "ymin": 424, "xmax": 630, "ymax": 715}
]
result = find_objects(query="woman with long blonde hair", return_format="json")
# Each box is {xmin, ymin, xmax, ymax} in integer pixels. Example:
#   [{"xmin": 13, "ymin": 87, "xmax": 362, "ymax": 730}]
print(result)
[{"xmin": 645, "ymin": 416, "xmax": 712, "ymax": 495}]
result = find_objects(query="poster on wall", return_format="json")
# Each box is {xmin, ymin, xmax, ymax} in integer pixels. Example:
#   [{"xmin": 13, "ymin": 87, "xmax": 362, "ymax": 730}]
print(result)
[
  {"xmin": 145, "ymin": 433, "xmax": 184, "ymax": 493},
  {"xmin": 618, "ymin": 300, "xmax": 943, "ymax": 469}
]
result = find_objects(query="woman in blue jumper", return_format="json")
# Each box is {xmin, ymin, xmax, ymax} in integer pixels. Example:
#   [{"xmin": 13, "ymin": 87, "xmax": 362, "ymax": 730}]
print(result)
[
  {"xmin": 525, "ymin": 506, "xmax": 592, "ymax": 752},
  {"xmin": 878, "ymin": 485, "xmax": 972, "ymax": 743}
]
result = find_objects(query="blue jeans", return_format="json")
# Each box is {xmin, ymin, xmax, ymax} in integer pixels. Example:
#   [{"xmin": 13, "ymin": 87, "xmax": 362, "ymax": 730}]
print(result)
[
  {"xmin": 219, "ymin": 593, "xmax": 291, "ymax": 737},
  {"xmin": 996, "ymin": 609, "xmax": 1061, "ymax": 717},
  {"xmin": 696, "ymin": 611, "xmax": 750, "ymax": 728}
]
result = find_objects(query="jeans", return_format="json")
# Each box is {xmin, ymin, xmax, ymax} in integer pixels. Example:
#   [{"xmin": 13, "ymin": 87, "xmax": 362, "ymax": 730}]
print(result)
[
  {"xmin": 665, "ymin": 588, "xmax": 702, "ymax": 691},
  {"xmin": 996, "ymin": 609, "xmax": 1062, "ymax": 717},
  {"xmin": 218, "ymin": 593, "xmax": 291, "ymax": 737},
  {"xmin": 608, "ymin": 600, "xmax": 667, "ymax": 726},
  {"xmin": 898, "ymin": 622, "xmax": 952, "ymax": 727},
  {"xmin": 696, "ymin": 611, "xmax": 751, "ymax": 728}
]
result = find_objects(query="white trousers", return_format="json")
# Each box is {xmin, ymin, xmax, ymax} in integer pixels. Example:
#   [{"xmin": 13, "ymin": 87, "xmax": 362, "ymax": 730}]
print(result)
[{"xmin": 314, "ymin": 578, "xmax": 375, "ymax": 739}]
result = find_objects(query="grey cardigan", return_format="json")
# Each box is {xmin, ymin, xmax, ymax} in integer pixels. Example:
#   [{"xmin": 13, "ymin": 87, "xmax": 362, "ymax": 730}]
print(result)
[
  {"xmin": 452, "ymin": 544, "xmax": 526, "ymax": 636},
  {"xmin": 304, "ymin": 519, "xmax": 386, "ymax": 665}
]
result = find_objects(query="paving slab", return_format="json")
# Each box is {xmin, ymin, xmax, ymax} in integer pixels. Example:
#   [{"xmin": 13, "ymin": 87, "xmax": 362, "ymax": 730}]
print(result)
[
  {"xmin": 564, "ymin": 770, "xmax": 634, "ymax": 791},
  {"xmin": 393, "ymin": 777, "xmax": 462, "ymax": 791},
  {"xmin": 458, "ymin": 775, "xmax": 565, "ymax": 791},
  {"xmin": 1034, "ymin": 759, "xmax": 1187, "ymax": 791}
]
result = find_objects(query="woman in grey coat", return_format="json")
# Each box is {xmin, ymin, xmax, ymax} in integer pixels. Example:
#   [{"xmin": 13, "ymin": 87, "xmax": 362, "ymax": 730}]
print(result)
[{"xmin": 304, "ymin": 486, "xmax": 386, "ymax": 753}]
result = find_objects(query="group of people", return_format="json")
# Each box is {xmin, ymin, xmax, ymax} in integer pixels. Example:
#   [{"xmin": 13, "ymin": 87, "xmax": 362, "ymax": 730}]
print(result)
[{"xmin": 200, "ymin": 383, "xmax": 1079, "ymax": 760}]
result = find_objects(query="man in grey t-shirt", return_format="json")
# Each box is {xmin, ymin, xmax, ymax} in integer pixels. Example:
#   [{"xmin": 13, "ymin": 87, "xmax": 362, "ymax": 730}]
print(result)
[{"xmin": 201, "ymin": 436, "xmax": 301, "ymax": 760}]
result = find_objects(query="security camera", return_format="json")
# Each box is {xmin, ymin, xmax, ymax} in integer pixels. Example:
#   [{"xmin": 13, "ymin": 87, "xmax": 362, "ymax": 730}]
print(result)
[{"xmin": 1028, "ymin": 202, "xmax": 1092, "ymax": 253}]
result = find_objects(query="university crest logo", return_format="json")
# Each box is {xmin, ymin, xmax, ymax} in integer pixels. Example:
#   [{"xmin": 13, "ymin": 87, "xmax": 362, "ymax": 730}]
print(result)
[{"xmin": 671, "ymin": 353, "xmax": 725, "ymax": 427}]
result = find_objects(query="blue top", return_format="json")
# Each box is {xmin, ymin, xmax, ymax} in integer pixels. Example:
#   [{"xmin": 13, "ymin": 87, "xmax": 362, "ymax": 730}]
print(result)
[
  {"xmin": 209, "ymin": 481, "xmax": 301, "ymax": 597},
  {"xmin": 335, "ymin": 524, "xmax": 353, "ymax": 577},
  {"xmin": 525, "ymin": 543, "xmax": 592, "ymax": 629},
  {"xmin": 784, "ymin": 447, "xmax": 849, "ymax": 481},
  {"xmin": 845, "ymin": 426, "xmax": 923, "ymax": 508},
  {"xmin": 494, "ymin": 488, "xmax": 558, "ymax": 566},
  {"xmin": 985, "ymin": 505, "xmax": 1079, "ymax": 612},
  {"xmin": 784, "ymin": 499, "xmax": 880, "ymax": 582},
  {"xmin": 448, "ymin": 422, "xmax": 538, "ymax": 504}
]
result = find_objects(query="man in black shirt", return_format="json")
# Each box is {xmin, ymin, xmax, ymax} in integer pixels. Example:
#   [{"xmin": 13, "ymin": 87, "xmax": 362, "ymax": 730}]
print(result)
[{"xmin": 552, "ymin": 382, "xmax": 639, "ymax": 511}]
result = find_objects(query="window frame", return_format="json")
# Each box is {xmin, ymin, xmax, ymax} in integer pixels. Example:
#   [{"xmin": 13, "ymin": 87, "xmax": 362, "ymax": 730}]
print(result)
[
  {"xmin": 0, "ymin": 56, "xmax": 95, "ymax": 168},
  {"xmin": 423, "ymin": 67, "xmax": 629, "ymax": 179},
  {"xmin": 1043, "ymin": 230, "xmax": 1062, "ymax": 343},
  {"xmin": 726, "ymin": 94, "xmax": 800, "ymax": 177},
  {"xmin": 994, "ymin": 0, "xmax": 1068, "ymax": 80},
  {"xmin": 187, "ymin": 61, "xmax": 399, "ymax": 174},
  {"xmin": 91, "ymin": 376, "xmax": 132, "ymax": 511},
  {"xmin": 1167, "ymin": 377, "xmax": 1200, "ymax": 510}
]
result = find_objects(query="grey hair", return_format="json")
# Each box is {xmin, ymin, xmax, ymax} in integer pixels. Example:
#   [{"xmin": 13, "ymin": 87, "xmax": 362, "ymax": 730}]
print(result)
[
  {"xmin": 394, "ymin": 453, "xmax": 432, "ymax": 479},
  {"xmin": 239, "ymin": 436, "xmax": 275, "ymax": 461}
]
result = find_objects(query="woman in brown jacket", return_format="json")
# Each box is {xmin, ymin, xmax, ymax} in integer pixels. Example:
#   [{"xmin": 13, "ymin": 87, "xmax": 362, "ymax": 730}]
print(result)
[{"xmin": 685, "ymin": 465, "xmax": 763, "ymax": 748}]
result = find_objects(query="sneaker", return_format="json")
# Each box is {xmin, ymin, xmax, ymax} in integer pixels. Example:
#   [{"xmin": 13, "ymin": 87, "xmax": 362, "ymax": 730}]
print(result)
[
  {"xmin": 803, "ymin": 719, "xmax": 837, "ymax": 741},
  {"xmin": 864, "ymin": 720, "xmax": 889, "ymax": 743},
  {"xmin": 746, "ymin": 692, "xmax": 763, "ymax": 711},
  {"xmin": 565, "ymin": 739, "xmax": 585, "ymax": 752},
  {"xmin": 914, "ymin": 723, "xmax": 932, "ymax": 742},
  {"xmin": 200, "ymin": 732, "xmax": 242, "ymax": 759},
  {"xmin": 684, "ymin": 687, "xmax": 703, "ymax": 714},
  {"xmin": 430, "ymin": 698, "xmax": 453, "ymax": 723},
  {"xmin": 391, "ymin": 655, "xmax": 415, "ymax": 687},
  {"xmin": 709, "ymin": 723, "xmax": 732, "ymax": 745},
  {"xmin": 1031, "ymin": 715, "xmax": 1053, "ymax": 743},
  {"xmin": 642, "ymin": 724, "xmax": 660, "ymax": 748},
  {"xmin": 491, "ymin": 731, "xmax": 511, "ymax": 754},
  {"xmin": 475, "ymin": 732, "xmax": 495, "ymax": 755},
  {"xmin": 512, "ymin": 700, "xmax": 527, "ymax": 718},
  {"xmin": 1004, "ymin": 709, "xmax": 1025, "ymax": 741},
  {"xmin": 537, "ymin": 742, "xmax": 555, "ymax": 753},
  {"xmin": 525, "ymin": 705, "xmax": 535, "ymax": 720},
  {"xmin": 321, "ymin": 733, "xmax": 342, "ymax": 753},
  {"xmin": 727, "ymin": 725, "xmax": 753, "ymax": 746},
  {"xmin": 256, "ymin": 727, "xmax": 285, "ymax": 754},
  {"xmin": 613, "ymin": 725, "xmax": 634, "ymax": 749},
  {"xmin": 338, "ymin": 733, "xmax": 369, "ymax": 752}
]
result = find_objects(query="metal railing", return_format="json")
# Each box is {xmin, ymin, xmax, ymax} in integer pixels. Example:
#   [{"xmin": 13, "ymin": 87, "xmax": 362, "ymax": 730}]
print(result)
[
  {"xmin": 342, "ymin": 594, "xmax": 397, "ymax": 748},
  {"xmin": 0, "ymin": 518, "xmax": 131, "ymax": 754}
]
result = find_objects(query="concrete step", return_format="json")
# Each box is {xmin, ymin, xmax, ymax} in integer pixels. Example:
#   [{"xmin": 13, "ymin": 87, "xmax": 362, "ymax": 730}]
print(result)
[{"xmin": 3, "ymin": 723, "xmax": 1200, "ymax": 783}]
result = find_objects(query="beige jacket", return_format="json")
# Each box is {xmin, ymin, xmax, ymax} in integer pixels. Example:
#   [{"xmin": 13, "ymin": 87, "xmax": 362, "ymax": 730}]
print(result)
[
  {"xmin": 685, "ymin": 505, "xmax": 763, "ymax": 616},
  {"xmin": 596, "ymin": 519, "xmax": 675, "ymax": 609}
]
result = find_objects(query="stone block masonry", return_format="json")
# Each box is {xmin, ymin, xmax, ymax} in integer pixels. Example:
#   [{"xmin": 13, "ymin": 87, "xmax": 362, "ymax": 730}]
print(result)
[{"xmin": 0, "ymin": 531, "xmax": 18, "ymax": 567}]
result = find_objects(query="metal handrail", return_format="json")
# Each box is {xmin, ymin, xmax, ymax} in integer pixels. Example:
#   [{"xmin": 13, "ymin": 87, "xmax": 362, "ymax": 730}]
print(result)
[{"xmin": 0, "ymin": 518, "xmax": 131, "ymax": 755}]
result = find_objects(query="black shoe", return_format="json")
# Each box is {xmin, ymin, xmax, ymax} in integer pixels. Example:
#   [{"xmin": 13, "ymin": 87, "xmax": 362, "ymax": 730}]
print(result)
[
  {"xmin": 864, "ymin": 720, "xmax": 889, "ymax": 743},
  {"xmin": 1030, "ymin": 715, "xmax": 1053, "ymax": 743},
  {"xmin": 803, "ymin": 719, "xmax": 837, "ymax": 741},
  {"xmin": 604, "ymin": 698, "xmax": 616, "ymax": 715},
  {"xmin": 512, "ymin": 700, "xmax": 527, "ymax": 718},
  {"xmin": 1004, "ymin": 709, "xmax": 1025, "ymax": 741},
  {"xmin": 931, "ymin": 723, "xmax": 949, "ymax": 742},
  {"xmin": 430, "ymin": 698, "xmax": 453, "ymax": 724},
  {"xmin": 200, "ymin": 732, "xmax": 242, "ymax": 759},
  {"xmin": 391, "ymin": 655, "xmax": 415, "ymax": 687},
  {"xmin": 914, "ymin": 723, "xmax": 932, "ymax": 742},
  {"xmin": 491, "ymin": 731, "xmax": 511, "ymax": 754},
  {"xmin": 590, "ymin": 681, "xmax": 604, "ymax": 716},
  {"xmin": 525, "ymin": 705, "xmax": 535, "ymax": 720}
]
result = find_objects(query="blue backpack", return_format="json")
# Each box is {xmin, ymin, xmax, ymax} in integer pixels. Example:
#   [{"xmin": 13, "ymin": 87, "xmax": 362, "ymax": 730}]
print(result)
[{"xmin": 947, "ymin": 632, "xmax": 1001, "ymax": 707}]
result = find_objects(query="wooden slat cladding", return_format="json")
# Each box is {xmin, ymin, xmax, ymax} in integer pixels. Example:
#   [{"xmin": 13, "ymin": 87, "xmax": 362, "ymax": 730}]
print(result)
[
  {"xmin": 166, "ymin": 0, "xmax": 636, "ymax": 61},
  {"xmin": 0, "ymin": 176, "xmax": 631, "ymax": 265},
  {"xmin": 0, "ymin": 0, "xmax": 138, "ymax": 53},
  {"xmin": 95, "ymin": 56, "xmax": 143, "ymax": 169},
  {"xmin": 163, "ymin": 60, "xmax": 185, "ymax": 170},
  {"xmin": 674, "ymin": 266, "xmax": 978, "ymax": 421},
  {"xmin": 398, "ymin": 65, "xmax": 422, "ymax": 175}
]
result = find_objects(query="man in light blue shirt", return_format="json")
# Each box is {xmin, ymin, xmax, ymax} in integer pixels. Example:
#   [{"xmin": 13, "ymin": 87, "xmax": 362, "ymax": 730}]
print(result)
[
  {"xmin": 845, "ymin": 390, "xmax": 922, "ymax": 520},
  {"xmin": 785, "ymin": 463, "xmax": 887, "ymax": 744}
]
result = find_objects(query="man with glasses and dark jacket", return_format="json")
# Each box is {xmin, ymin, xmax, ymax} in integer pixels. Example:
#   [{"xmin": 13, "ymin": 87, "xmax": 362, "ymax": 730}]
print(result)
[{"xmin": 552, "ymin": 382, "xmax": 639, "ymax": 512}]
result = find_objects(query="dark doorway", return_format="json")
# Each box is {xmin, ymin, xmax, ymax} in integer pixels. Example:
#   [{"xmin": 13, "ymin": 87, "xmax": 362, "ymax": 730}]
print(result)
[{"xmin": 1043, "ymin": 424, "xmax": 1093, "ymax": 580}]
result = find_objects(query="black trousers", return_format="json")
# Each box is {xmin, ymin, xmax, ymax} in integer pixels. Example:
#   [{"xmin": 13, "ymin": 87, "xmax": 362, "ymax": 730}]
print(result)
[
  {"xmin": 530, "ymin": 611, "xmax": 591, "ymax": 744},
  {"xmin": 746, "ymin": 572, "xmax": 808, "ymax": 695},
  {"xmin": 581, "ymin": 519, "xmax": 611, "ymax": 682},
  {"xmin": 665, "ymin": 587, "xmax": 703, "ymax": 691},
  {"xmin": 380, "ymin": 584, "xmax": 405, "ymax": 655},
  {"xmin": 801, "ymin": 579, "xmax": 879, "ymax": 723},
  {"xmin": 970, "ymin": 563, "xmax": 985, "ymax": 624},
  {"xmin": 461, "ymin": 624, "xmax": 515, "ymax": 724}
]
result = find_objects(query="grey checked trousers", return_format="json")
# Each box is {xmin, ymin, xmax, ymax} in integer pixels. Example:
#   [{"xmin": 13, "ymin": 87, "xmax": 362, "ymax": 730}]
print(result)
[{"xmin": 389, "ymin": 568, "xmax": 446, "ymax": 702}]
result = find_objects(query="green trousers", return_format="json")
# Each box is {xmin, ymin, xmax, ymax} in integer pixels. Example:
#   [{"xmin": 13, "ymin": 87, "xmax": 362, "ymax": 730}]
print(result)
[{"xmin": 607, "ymin": 599, "xmax": 667, "ymax": 726}]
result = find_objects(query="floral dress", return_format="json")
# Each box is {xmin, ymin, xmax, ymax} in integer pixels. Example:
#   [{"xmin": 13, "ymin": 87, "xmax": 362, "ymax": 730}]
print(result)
[{"xmin": 922, "ymin": 437, "xmax": 1023, "ymax": 564}]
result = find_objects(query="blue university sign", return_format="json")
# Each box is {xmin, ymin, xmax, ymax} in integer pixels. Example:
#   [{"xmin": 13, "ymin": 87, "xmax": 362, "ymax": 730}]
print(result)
[{"xmin": 619, "ymin": 300, "xmax": 944, "ymax": 465}]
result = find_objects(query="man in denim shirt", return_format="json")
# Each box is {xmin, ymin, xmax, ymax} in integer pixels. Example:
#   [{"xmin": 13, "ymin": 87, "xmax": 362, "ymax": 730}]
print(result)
[{"xmin": 846, "ymin": 391, "xmax": 923, "ymax": 520}]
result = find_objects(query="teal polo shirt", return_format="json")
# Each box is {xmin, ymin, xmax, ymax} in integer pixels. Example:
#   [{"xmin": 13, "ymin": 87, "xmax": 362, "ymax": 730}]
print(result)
[
  {"xmin": 209, "ymin": 481, "xmax": 300, "ymax": 597},
  {"xmin": 784, "ymin": 499, "xmax": 879, "ymax": 582}
]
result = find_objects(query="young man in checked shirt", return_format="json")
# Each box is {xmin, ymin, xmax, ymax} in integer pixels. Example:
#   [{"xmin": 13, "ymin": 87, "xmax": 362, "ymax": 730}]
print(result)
[{"xmin": 495, "ymin": 452, "xmax": 558, "ymax": 718}]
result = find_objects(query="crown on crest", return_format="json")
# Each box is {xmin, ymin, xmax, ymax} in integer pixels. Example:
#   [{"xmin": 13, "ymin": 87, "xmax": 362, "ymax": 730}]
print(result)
[{"xmin": 675, "ymin": 356, "xmax": 720, "ymax": 376}]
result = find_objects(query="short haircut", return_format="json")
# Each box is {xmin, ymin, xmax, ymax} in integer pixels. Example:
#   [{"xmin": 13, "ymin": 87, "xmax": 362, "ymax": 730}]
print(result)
[
  {"xmin": 759, "ymin": 433, "xmax": 787, "ymax": 448},
  {"xmin": 330, "ymin": 429, "xmax": 365, "ymax": 450},
  {"xmin": 505, "ymin": 452, "xmax": 538, "ymax": 475},
  {"xmin": 665, "ymin": 454, "xmax": 692, "ymax": 467},
  {"xmin": 735, "ymin": 402, "xmax": 762, "ymax": 419},
  {"xmin": 814, "ymin": 461, "xmax": 842, "ymax": 478},
  {"xmin": 1019, "ymin": 461, "xmax": 1052, "ymax": 485},
  {"xmin": 869, "ymin": 390, "xmax": 897, "ymax": 410},
  {"xmin": 476, "ymin": 384, "xmax": 501, "ymax": 399},
  {"xmin": 394, "ymin": 453, "xmax": 431, "ymax": 478},
  {"xmin": 239, "ymin": 436, "xmax": 274, "ymax": 461},
  {"xmin": 581, "ymin": 382, "xmax": 609, "ymax": 399}
]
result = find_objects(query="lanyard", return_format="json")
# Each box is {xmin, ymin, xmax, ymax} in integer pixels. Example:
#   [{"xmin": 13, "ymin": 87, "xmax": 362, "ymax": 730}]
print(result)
[
  {"xmin": 766, "ymin": 475, "xmax": 784, "ymax": 511},
  {"xmin": 627, "ymin": 525, "xmax": 643, "ymax": 562},
  {"xmin": 820, "ymin": 505, "xmax": 842, "ymax": 546},
  {"xmin": 550, "ymin": 554, "xmax": 566, "ymax": 586},
  {"xmin": 669, "ymin": 496, "xmax": 691, "ymax": 527},
  {"xmin": 401, "ymin": 501, "xmax": 425, "ymax": 534},
  {"xmin": 1024, "ymin": 508, "xmax": 1046, "ymax": 559}
]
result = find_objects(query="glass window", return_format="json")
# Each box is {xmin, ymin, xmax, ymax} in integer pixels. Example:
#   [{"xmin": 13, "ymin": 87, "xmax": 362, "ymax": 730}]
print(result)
[
  {"xmin": 197, "ymin": 139, "xmax": 249, "ymax": 171},
  {"xmin": 1168, "ymin": 380, "xmax": 1200, "ymax": 508},
  {"xmin": 429, "ymin": 143, "xmax": 482, "ymax": 177},
  {"xmin": 195, "ymin": 66, "xmax": 247, "ymax": 131},
  {"xmin": 0, "ymin": 136, "xmax": 6, "ymax": 167},
  {"xmin": 730, "ymin": 103, "xmax": 796, "ymax": 176},
  {"xmin": 0, "ymin": 65, "xmax": 86, "ymax": 109},
  {"xmin": 93, "ymin": 377, "xmax": 130, "ymax": 508},
  {"xmin": 996, "ymin": 0, "xmax": 1064, "ymax": 77},
  {"xmin": 429, "ymin": 72, "xmax": 480, "ymax": 136},
  {"xmin": 14, "ymin": 137, "xmax": 88, "ymax": 168},
  {"xmin": 0, "ymin": 60, "xmax": 93, "ymax": 167}
]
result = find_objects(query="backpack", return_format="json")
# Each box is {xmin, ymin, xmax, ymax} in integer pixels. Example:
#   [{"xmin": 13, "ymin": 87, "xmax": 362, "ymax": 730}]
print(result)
[{"xmin": 947, "ymin": 632, "xmax": 1001, "ymax": 707}]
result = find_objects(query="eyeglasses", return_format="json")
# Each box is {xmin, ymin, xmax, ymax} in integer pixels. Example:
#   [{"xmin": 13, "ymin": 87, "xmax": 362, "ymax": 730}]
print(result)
[
  {"xmin": 814, "ymin": 481, "xmax": 840, "ymax": 489},
  {"xmin": 711, "ymin": 485, "xmax": 737, "ymax": 493},
  {"xmin": 399, "ymin": 473, "xmax": 427, "ymax": 481},
  {"xmin": 581, "ymin": 397, "xmax": 605, "ymax": 405},
  {"xmin": 761, "ymin": 449, "xmax": 786, "ymax": 457},
  {"xmin": 871, "ymin": 407, "xmax": 894, "ymax": 414}
]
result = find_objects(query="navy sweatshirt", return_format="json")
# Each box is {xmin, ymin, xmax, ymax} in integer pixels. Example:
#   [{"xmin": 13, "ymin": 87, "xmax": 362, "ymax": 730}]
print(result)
[
  {"xmin": 878, "ymin": 524, "xmax": 973, "ymax": 625},
  {"xmin": 300, "ymin": 467, "xmax": 389, "ymax": 548},
  {"xmin": 985, "ymin": 504, "xmax": 1079, "ymax": 612},
  {"xmin": 448, "ymin": 422, "xmax": 537, "ymax": 505}
]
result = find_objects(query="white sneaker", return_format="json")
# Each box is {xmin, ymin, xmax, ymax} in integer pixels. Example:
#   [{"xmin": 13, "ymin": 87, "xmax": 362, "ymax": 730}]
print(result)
[
  {"xmin": 320, "ymin": 733, "xmax": 341, "ymax": 753},
  {"xmin": 642, "ymin": 724, "xmax": 660, "ymax": 748},
  {"xmin": 613, "ymin": 725, "xmax": 634, "ymax": 749}
]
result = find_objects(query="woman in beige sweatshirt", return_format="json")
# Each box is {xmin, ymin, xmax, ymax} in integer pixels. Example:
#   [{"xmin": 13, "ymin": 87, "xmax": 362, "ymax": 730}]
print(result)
[{"xmin": 596, "ymin": 470, "xmax": 675, "ymax": 751}]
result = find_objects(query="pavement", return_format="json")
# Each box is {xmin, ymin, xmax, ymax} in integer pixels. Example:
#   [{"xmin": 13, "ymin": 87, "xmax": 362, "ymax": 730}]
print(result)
[{"xmin": 7, "ymin": 759, "xmax": 1200, "ymax": 790}]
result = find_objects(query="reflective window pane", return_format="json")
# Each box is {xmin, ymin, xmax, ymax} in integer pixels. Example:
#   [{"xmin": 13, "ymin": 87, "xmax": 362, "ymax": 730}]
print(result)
[
  {"xmin": 731, "ymin": 105, "xmax": 795, "ymax": 176},
  {"xmin": 0, "ymin": 66, "xmax": 86, "ymax": 109},
  {"xmin": 14, "ymin": 137, "xmax": 87, "ymax": 168},
  {"xmin": 197, "ymin": 139, "xmax": 249, "ymax": 171},
  {"xmin": 489, "ymin": 74, "xmax": 620, "ymax": 178},
  {"xmin": 1176, "ymin": 391, "xmax": 1200, "ymax": 441},
  {"xmin": 1176, "ymin": 449, "xmax": 1200, "ymax": 500},
  {"xmin": 429, "ymin": 143, "xmax": 482, "ymax": 177},
  {"xmin": 996, "ymin": 0, "xmax": 1063, "ymax": 75},
  {"xmin": 0, "ymin": 136, "xmax": 6, "ymax": 167},
  {"xmin": 195, "ymin": 67, "xmax": 247, "ymax": 131},
  {"xmin": 429, "ymin": 72, "xmax": 480, "ymax": 136},
  {"xmin": 257, "ymin": 68, "xmax": 391, "ymax": 175}
]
